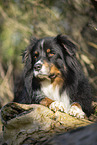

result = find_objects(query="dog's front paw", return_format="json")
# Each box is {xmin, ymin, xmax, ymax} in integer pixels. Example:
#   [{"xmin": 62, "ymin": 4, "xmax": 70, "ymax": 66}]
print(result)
[
  {"xmin": 49, "ymin": 101, "xmax": 66, "ymax": 112},
  {"xmin": 69, "ymin": 105, "xmax": 85, "ymax": 119}
]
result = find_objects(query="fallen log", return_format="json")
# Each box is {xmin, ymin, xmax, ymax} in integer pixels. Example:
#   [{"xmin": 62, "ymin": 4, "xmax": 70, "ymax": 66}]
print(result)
[{"xmin": 1, "ymin": 102, "xmax": 92, "ymax": 145}]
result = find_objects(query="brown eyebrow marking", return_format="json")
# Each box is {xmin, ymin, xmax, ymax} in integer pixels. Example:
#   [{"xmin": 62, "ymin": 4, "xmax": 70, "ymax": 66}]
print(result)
[
  {"xmin": 47, "ymin": 49, "xmax": 51, "ymax": 53},
  {"xmin": 35, "ymin": 51, "xmax": 38, "ymax": 54}
]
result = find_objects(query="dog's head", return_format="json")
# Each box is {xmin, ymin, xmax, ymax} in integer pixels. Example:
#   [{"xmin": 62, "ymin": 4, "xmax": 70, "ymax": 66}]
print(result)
[{"xmin": 23, "ymin": 35, "xmax": 77, "ymax": 85}]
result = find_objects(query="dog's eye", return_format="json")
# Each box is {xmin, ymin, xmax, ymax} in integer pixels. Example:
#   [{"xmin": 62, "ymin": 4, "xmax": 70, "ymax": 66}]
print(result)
[
  {"xmin": 46, "ymin": 49, "xmax": 55, "ymax": 57},
  {"xmin": 48, "ymin": 53, "xmax": 55, "ymax": 57},
  {"xmin": 33, "ymin": 51, "xmax": 39, "ymax": 59}
]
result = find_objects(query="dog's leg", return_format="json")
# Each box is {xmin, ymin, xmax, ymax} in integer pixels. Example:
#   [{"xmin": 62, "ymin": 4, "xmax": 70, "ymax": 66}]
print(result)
[
  {"xmin": 40, "ymin": 97, "xmax": 54, "ymax": 107},
  {"xmin": 49, "ymin": 101, "xmax": 67, "ymax": 112},
  {"xmin": 69, "ymin": 102, "xmax": 85, "ymax": 119}
]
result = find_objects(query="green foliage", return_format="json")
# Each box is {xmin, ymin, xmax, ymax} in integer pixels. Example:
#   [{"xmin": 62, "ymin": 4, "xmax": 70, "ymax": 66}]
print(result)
[{"xmin": 0, "ymin": 0, "xmax": 65, "ymax": 69}]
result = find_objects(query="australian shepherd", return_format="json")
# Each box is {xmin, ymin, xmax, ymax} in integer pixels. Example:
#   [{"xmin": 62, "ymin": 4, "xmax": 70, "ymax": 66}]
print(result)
[{"xmin": 14, "ymin": 35, "xmax": 92, "ymax": 118}]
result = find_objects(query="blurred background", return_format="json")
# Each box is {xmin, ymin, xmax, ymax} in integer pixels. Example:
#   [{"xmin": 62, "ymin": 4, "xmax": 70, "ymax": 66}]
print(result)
[{"xmin": 0, "ymin": 0, "xmax": 97, "ymax": 108}]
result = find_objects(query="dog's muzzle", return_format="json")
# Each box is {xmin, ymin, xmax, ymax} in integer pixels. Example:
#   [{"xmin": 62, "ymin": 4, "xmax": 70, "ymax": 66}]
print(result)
[
  {"xmin": 33, "ymin": 60, "xmax": 50, "ymax": 79},
  {"xmin": 33, "ymin": 60, "xmax": 62, "ymax": 80},
  {"xmin": 34, "ymin": 63, "xmax": 42, "ymax": 72}
]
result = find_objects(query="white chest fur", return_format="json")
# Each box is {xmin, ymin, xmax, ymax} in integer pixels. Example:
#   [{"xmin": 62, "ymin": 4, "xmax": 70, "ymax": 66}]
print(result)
[{"xmin": 41, "ymin": 80, "xmax": 70, "ymax": 112}]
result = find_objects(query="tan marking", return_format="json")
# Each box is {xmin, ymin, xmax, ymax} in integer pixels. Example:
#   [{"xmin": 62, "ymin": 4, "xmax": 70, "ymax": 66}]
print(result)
[
  {"xmin": 49, "ymin": 53, "xmax": 54, "ymax": 57},
  {"xmin": 40, "ymin": 97, "xmax": 54, "ymax": 107},
  {"xmin": 43, "ymin": 60, "xmax": 50, "ymax": 68},
  {"xmin": 50, "ymin": 64, "xmax": 61, "ymax": 75},
  {"xmin": 47, "ymin": 49, "xmax": 51, "ymax": 53},
  {"xmin": 71, "ymin": 102, "xmax": 82, "ymax": 109},
  {"xmin": 35, "ymin": 51, "xmax": 38, "ymax": 55},
  {"xmin": 53, "ymin": 77, "xmax": 64, "ymax": 88},
  {"xmin": 50, "ymin": 64, "xmax": 64, "ymax": 88},
  {"xmin": 34, "ymin": 51, "xmax": 39, "ymax": 58}
]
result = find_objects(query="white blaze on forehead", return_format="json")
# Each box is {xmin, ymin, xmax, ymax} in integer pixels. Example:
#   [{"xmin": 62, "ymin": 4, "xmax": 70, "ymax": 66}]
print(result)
[
  {"xmin": 41, "ymin": 39, "xmax": 44, "ymax": 48},
  {"xmin": 41, "ymin": 39, "xmax": 45, "ymax": 57},
  {"xmin": 35, "ymin": 60, "xmax": 43, "ymax": 65}
]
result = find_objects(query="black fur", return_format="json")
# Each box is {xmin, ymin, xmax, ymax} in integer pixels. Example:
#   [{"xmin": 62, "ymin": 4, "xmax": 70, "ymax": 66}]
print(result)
[{"xmin": 14, "ymin": 35, "xmax": 92, "ymax": 117}]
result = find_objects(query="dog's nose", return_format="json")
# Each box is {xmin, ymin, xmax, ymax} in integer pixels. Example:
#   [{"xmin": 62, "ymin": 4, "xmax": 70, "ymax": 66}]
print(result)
[{"xmin": 34, "ymin": 63, "xmax": 42, "ymax": 71}]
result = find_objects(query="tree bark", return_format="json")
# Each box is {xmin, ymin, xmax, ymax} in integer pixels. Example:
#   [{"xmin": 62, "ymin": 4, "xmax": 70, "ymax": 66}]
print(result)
[{"xmin": 1, "ymin": 102, "xmax": 92, "ymax": 145}]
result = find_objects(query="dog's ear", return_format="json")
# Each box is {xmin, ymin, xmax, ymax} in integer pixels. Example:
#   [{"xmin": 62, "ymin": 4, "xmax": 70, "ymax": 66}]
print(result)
[
  {"xmin": 22, "ymin": 38, "xmax": 37, "ymax": 94},
  {"xmin": 56, "ymin": 35, "xmax": 77, "ymax": 56},
  {"xmin": 22, "ymin": 38, "xmax": 37, "ymax": 63}
]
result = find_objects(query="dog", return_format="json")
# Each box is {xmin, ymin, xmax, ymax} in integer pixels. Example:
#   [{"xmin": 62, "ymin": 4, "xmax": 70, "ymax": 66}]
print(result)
[{"xmin": 14, "ymin": 35, "xmax": 92, "ymax": 118}]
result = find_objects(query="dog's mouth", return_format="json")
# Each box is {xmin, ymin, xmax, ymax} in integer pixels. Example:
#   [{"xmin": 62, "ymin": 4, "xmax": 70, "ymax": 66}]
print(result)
[
  {"xmin": 49, "ymin": 73, "xmax": 57, "ymax": 79},
  {"xmin": 37, "ymin": 74, "xmax": 49, "ymax": 79},
  {"xmin": 36, "ymin": 73, "xmax": 57, "ymax": 80},
  {"xmin": 36, "ymin": 73, "xmax": 61, "ymax": 82}
]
